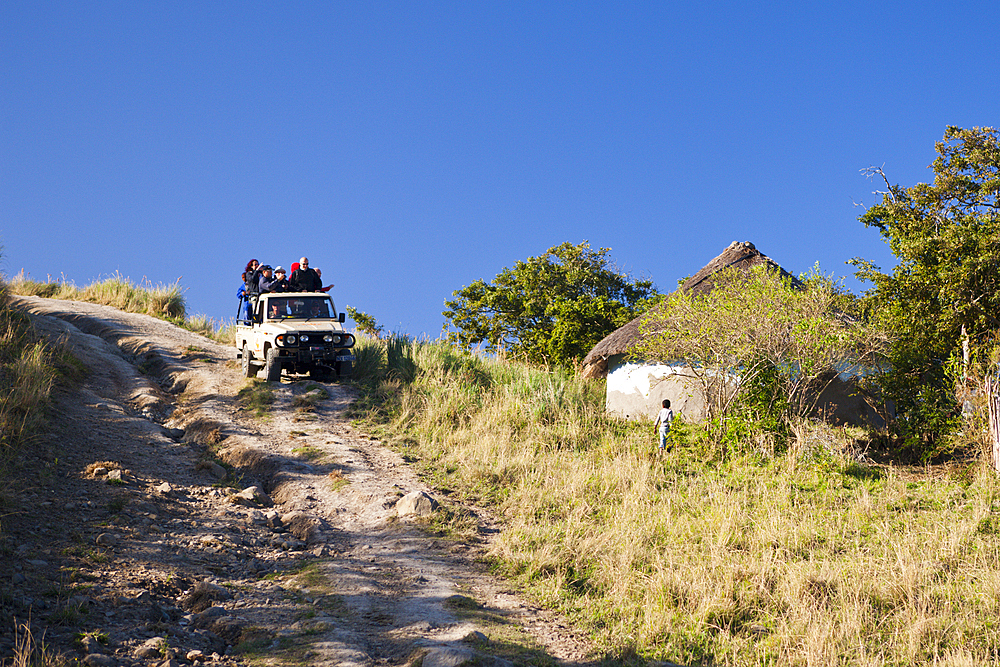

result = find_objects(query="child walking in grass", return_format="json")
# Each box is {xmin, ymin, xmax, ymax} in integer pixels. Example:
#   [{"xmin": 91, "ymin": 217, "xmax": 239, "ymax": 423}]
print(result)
[{"xmin": 654, "ymin": 399, "xmax": 674, "ymax": 452}]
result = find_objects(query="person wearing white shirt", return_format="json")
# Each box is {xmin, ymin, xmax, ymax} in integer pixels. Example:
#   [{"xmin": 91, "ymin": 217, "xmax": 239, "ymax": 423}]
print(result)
[{"xmin": 654, "ymin": 399, "xmax": 674, "ymax": 452}]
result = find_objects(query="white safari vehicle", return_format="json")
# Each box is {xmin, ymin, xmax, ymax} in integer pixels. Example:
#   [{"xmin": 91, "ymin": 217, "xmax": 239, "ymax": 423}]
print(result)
[{"xmin": 235, "ymin": 292, "xmax": 355, "ymax": 382}]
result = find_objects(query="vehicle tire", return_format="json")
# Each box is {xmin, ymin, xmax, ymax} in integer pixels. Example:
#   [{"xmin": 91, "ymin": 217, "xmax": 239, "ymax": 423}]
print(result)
[
  {"xmin": 336, "ymin": 359, "xmax": 353, "ymax": 380},
  {"xmin": 264, "ymin": 347, "xmax": 282, "ymax": 382},
  {"xmin": 242, "ymin": 344, "xmax": 256, "ymax": 378}
]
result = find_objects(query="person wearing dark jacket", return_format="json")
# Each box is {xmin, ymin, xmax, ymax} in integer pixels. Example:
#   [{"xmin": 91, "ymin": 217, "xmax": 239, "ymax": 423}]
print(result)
[
  {"xmin": 289, "ymin": 257, "xmax": 322, "ymax": 292},
  {"xmin": 242, "ymin": 258, "xmax": 259, "ymax": 284},
  {"xmin": 257, "ymin": 265, "xmax": 283, "ymax": 294},
  {"xmin": 270, "ymin": 267, "xmax": 290, "ymax": 293}
]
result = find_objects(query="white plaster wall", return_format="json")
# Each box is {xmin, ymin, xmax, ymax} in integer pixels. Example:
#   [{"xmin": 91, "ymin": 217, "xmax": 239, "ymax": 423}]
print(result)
[
  {"xmin": 605, "ymin": 358, "xmax": 885, "ymax": 426},
  {"xmin": 606, "ymin": 358, "xmax": 708, "ymax": 421},
  {"xmin": 607, "ymin": 361, "xmax": 680, "ymax": 398}
]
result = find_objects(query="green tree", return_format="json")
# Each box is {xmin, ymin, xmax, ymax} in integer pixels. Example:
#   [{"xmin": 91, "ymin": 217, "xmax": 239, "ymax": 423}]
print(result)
[
  {"xmin": 443, "ymin": 241, "xmax": 658, "ymax": 366},
  {"xmin": 632, "ymin": 265, "xmax": 882, "ymax": 438},
  {"xmin": 851, "ymin": 126, "xmax": 1000, "ymax": 449},
  {"xmin": 346, "ymin": 306, "xmax": 385, "ymax": 339}
]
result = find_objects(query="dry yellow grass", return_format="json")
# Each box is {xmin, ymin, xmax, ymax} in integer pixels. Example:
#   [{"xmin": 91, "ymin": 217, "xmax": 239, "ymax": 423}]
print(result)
[
  {"xmin": 351, "ymin": 339, "xmax": 1000, "ymax": 666},
  {"xmin": 8, "ymin": 618, "xmax": 68, "ymax": 667},
  {"xmin": 4, "ymin": 270, "xmax": 240, "ymax": 343},
  {"xmin": 8, "ymin": 270, "xmax": 186, "ymax": 319},
  {"xmin": 0, "ymin": 283, "xmax": 60, "ymax": 454}
]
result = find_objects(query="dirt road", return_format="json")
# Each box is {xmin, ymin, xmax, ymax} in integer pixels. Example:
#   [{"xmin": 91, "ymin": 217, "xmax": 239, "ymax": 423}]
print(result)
[{"xmin": 1, "ymin": 297, "xmax": 597, "ymax": 667}]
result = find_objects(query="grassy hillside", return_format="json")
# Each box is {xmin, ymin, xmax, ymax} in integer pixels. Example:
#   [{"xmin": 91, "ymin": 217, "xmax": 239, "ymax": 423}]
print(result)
[
  {"xmin": 0, "ymin": 271, "xmax": 233, "ymax": 463},
  {"xmin": 6, "ymin": 272, "xmax": 235, "ymax": 343},
  {"xmin": 350, "ymin": 335, "xmax": 1000, "ymax": 666},
  {"xmin": 7, "ymin": 275, "xmax": 998, "ymax": 665}
]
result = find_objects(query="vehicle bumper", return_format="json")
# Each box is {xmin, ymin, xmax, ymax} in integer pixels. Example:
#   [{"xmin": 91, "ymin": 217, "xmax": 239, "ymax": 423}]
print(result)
[{"xmin": 279, "ymin": 347, "xmax": 355, "ymax": 365}]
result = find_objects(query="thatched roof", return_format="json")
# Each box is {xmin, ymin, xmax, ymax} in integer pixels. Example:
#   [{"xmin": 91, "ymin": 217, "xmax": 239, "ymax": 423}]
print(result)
[{"xmin": 581, "ymin": 241, "xmax": 798, "ymax": 378}]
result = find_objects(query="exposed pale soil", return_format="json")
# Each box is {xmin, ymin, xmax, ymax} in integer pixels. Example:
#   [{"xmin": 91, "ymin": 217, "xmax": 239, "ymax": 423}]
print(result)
[{"xmin": 0, "ymin": 297, "xmax": 600, "ymax": 667}]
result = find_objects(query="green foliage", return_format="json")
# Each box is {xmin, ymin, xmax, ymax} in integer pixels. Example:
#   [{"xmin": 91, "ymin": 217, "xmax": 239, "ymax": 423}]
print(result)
[
  {"xmin": 443, "ymin": 241, "xmax": 658, "ymax": 366},
  {"xmin": 385, "ymin": 334, "xmax": 417, "ymax": 382},
  {"xmin": 852, "ymin": 126, "xmax": 1000, "ymax": 450},
  {"xmin": 345, "ymin": 306, "xmax": 384, "ymax": 338},
  {"xmin": 349, "ymin": 334, "xmax": 385, "ymax": 385},
  {"xmin": 719, "ymin": 359, "xmax": 791, "ymax": 450},
  {"xmin": 632, "ymin": 264, "xmax": 882, "ymax": 440}
]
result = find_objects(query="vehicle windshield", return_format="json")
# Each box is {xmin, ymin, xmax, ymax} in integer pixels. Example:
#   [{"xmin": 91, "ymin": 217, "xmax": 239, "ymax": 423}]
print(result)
[{"xmin": 268, "ymin": 296, "xmax": 334, "ymax": 320}]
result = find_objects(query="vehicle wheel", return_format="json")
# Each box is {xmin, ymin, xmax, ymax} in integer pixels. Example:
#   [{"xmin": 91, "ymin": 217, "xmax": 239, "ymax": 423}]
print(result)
[
  {"xmin": 264, "ymin": 347, "xmax": 282, "ymax": 382},
  {"xmin": 242, "ymin": 344, "xmax": 256, "ymax": 378},
  {"xmin": 336, "ymin": 359, "xmax": 353, "ymax": 380}
]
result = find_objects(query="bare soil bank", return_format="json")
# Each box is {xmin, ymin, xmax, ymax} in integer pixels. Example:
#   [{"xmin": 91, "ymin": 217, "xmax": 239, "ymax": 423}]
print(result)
[{"xmin": 1, "ymin": 297, "xmax": 599, "ymax": 667}]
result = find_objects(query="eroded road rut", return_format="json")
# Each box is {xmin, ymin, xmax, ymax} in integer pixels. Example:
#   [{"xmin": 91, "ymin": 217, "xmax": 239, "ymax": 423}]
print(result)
[{"xmin": 2, "ymin": 297, "xmax": 595, "ymax": 667}]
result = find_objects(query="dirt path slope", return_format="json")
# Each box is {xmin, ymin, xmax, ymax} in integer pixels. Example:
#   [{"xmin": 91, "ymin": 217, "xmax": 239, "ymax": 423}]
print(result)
[{"xmin": 1, "ymin": 297, "xmax": 598, "ymax": 667}]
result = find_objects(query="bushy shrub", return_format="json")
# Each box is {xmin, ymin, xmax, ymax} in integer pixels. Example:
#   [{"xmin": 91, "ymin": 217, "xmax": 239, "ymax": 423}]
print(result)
[{"xmin": 633, "ymin": 264, "xmax": 884, "ymax": 450}]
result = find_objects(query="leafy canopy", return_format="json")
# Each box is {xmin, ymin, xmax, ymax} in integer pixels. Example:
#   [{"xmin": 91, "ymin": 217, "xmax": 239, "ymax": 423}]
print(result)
[
  {"xmin": 851, "ymin": 126, "xmax": 1000, "ymax": 447},
  {"xmin": 346, "ymin": 305, "xmax": 385, "ymax": 339},
  {"xmin": 443, "ymin": 241, "xmax": 658, "ymax": 366},
  {"xmin": 632, "ymin": 264, "xmax": 882, "ymax": 425},
  {"xmin": 853, "ymin": 126, "xmax": 1000, "ymax": 357}
]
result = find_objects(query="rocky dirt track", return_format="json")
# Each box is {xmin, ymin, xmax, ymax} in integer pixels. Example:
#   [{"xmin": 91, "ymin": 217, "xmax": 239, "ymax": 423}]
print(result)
[{"xmin": 1, "ymin": 297, "xmax": 597, "ymax": 667}]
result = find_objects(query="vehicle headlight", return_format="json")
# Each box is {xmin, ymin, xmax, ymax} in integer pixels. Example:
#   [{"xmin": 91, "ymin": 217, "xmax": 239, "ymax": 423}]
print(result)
[
  {"xmin": 342, "ymin": 334, "xmax": 355, "ymax": 348},
  {"xmin": 286, "ymin": 335, "xmax": 297, "ymax": 345},
  {"xmin": 300, "ymin": 334, "xmax": 309, "ymax": 343},
  {"xmin": 324, "ymin": 334, "xmax": 335, "ymax": 343}
]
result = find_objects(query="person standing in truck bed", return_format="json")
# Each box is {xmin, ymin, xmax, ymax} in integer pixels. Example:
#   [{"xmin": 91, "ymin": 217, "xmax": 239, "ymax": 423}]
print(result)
[
  {"xmin": 257, "ymin": 265, "xmax": 283, "ymax": 294},
  {"xmin": 315, "ymin": 268, "xmax": 334, "ymax": 293},
  {"xmin": 290, "ymin": 257, "xmax": 322, "ymax": 292},
  {"xmin": 270, "ymin": 267, "xmax": 290, "ymax": 293}
]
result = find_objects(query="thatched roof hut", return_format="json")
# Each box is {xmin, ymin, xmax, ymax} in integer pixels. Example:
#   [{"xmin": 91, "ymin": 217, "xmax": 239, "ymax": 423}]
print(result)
[{"xmin": 581, "ymin": 241, "xmax": 798, "ymax": 378}]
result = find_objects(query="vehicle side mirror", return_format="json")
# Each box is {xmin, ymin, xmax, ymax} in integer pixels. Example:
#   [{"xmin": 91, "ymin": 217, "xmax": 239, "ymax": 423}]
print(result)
[{"xmin": 339, "ymin": 312, "xmax": 346, "ymax": 323}]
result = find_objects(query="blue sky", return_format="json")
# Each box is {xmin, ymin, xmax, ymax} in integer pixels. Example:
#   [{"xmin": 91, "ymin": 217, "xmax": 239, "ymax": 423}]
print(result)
[{"xmin": 3, "ymin": 2, "xmax": 998, "ymax": 338}]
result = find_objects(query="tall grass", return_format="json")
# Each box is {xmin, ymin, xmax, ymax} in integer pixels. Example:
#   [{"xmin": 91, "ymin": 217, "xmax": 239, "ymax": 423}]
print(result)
[
  {"xmin": 0, "ymin": 282, "xmax": 61, "ymax": 457},
  {"xmin": 9, "ymin": 270, "xmax": 185, "ymax": 319},
  {"xmin": 350, "ymin": 333, "xmax": 420, "ymax": 387},
  {"xmin": 182, "ymin": 314, "xmax": 238, "ymax": 344},
  {"xmin": 5, "ymin": 271, "xmax": 240, "ymax": 344},
  {"xmin": 7, "ymin": 619, "xmax": 67, "ymax": 667},
  {"xmin": 351, "ymin": 338, "xmax": 1000, "ymax": 666}
]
